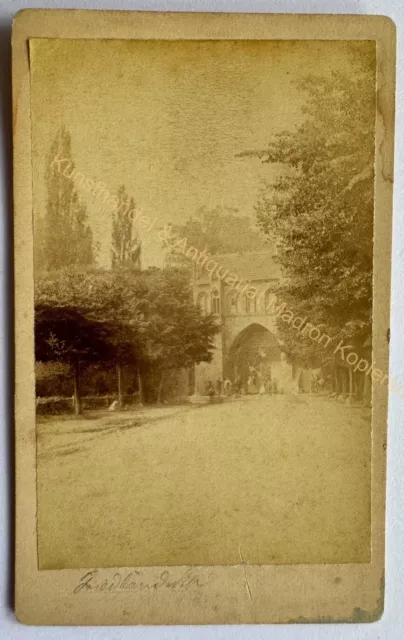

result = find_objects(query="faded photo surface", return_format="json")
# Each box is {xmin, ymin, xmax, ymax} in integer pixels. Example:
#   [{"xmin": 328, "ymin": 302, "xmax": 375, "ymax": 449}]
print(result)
[{"xmin": 30, "ymin": 39, "xmax": 376, "ymax": 570}]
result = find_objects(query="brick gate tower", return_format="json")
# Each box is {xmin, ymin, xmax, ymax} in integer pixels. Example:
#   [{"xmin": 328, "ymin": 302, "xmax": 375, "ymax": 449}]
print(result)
[{"xmin": 193, "ymin": 251, "xmax": 295, "ymax": 394}]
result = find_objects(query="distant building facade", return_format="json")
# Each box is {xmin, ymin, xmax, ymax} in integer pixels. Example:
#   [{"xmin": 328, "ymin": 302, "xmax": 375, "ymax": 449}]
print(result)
[{"xmin": 193, "ymin": 251, "xmax": 295, "ymax": 394}]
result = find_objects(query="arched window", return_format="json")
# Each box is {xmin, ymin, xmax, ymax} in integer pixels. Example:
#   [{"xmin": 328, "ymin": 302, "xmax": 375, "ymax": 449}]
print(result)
[
  {"xmin": 265, "ymin": 289, "xmax": 274, "ymax": 313},
  {"xmin": 228, "ymin": 291, "xmax": 238, "ymax": 315},
  {"xmin": 245, "ymin": 293, "xmax": 257, "ymax": 314},
  {"xmin": 197, "ymin": 292, "xmax": 207, "ymax": 315},
  {"xmin": 211, "ymin": 289, "xmax": 220, "ymax": 315}
]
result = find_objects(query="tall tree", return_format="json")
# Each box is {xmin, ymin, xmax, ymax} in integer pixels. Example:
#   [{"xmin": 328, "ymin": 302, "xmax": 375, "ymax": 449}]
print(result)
[
  {"xmin": 111, "ymin": 185, "xmax": 141, "ymax": 269},
  {"xmin": 35, "ymin": 267, "xmax": 218, "ymax": 408},
  {"xmin": 35, "ymin": 269, "xmax": 145, "ymax": 412},
  {"xmin": 35, "ymin": 126, "xmax": 95, "ymax": 272},
  {"xmin": 35, "ymin": 305, "xmax": 113, "ymax": 415},
  {"xmin": 134, "ymin": 268, "xmax": 219, "ymax": 402},
  {"xmin": 239, "ymin": 43, "xmax": 376, "ymax": 365},
  {"xmin": 110, "ymin": 185, "xmax": 142, "ymax": 401},
  {"xmin": 164, "ymin": 206, "xmax": 268, "ymax": 269}
]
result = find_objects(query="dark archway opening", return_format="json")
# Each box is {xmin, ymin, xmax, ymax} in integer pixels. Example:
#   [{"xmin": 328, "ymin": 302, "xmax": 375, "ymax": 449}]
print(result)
[{"xmin": 226, "ymin": 324, "xmax": 281, "ymax": 392}]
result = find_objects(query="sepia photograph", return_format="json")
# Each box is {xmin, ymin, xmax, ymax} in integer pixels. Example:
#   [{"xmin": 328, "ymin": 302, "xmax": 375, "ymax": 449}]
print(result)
[
  {"xmin": 29, "ymin": 36, "xmax": 379, "ymax": 571},
  {"xmin": 11, "ymin": 7, "xmax": 398, "ymax": 624}
]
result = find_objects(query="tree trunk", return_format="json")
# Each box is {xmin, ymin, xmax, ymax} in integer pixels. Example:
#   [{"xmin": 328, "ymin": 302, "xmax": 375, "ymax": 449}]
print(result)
[
  {"xmin": 157, "ymin": 370, "xmax": 165, "ymax": 404},
  {"xmin": 189, "ymin": 364, "xmax": 197, "ymax": 396},
  {"xmin": 334, "ymin": 368, "xmax": 339, "ymax": 394},
  {"xmin": 194, "ymin": 363, "xmax": 198, "ymax": 395},
  {"xmin": 73, "ymin": 359, "xmax": 82, "ymax": 415},
  {"xmin": 341, "ymin": 368, "xmax": 348, "ymax": 396},
  {"xmin": 137, "ymin": 368, "xmax": 144, "ymax": 406},
  {"xmin": 116, "ymin": 363, "xmax": 122, "ymax": 408},
  {"xmin": 363, "ymin": 371, "xmax": 371, "ymax": 407},
  {"xmin": 347, "ymin": 366, "xmax": 353, "ymax": 405}
]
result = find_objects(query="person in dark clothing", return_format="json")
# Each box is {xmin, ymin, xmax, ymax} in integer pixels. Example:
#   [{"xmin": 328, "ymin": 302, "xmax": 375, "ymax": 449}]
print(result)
[
  {"xmin": 205, "ymin": 379, "xmax": 215, "ymax": 401},
  {"xmin": 234, "ymin": 377, "xmax": 242, "ymax": 396}
]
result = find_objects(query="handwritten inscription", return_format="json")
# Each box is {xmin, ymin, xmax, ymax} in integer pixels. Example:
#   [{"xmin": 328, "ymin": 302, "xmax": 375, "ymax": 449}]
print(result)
[{"xmin": 73, "ymin": 568, "xmax": 205, "ymax": 594}]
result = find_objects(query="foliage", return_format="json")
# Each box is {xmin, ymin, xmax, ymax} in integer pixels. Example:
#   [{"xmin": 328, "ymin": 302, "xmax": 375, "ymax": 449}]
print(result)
[
  {"xmin": 165, "ymin": 206, "xmax": 268, "ymax": 269},
  {"xmin": 111, "ymin": 185, "xmax": 141, "ymax": 269},
  {"xmin": 34, "ymin": 126, "xmax": 95, "ymax": 272},
  {"xmin": 36, "ymin": 268, "xmax": 145, "ymax": 363},
  {"xmin": 239, "ymin": 44, "xmax": 375, "ymax": 364},
  {"xmin": 135, "ymin": 268, "xmax": 219, "ymax": 371},
  {"xmin": 35, "ymin": 267, "xmax": 219, "ymax": 404},
  {"xmin": 35, "ymin": 305, "xmax": 113, "ymax": 366}
]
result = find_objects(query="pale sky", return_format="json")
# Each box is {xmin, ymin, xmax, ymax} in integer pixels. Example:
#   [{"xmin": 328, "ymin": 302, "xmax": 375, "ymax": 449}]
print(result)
[{"xmin": 29, "ymin": 38, "xmax": 371, "ymax": 268}]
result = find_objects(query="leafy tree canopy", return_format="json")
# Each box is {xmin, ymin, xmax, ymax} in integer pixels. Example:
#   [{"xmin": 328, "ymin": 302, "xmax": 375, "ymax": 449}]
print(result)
[
  {"xmin": 35, "ymin": 305, "xmax": 114, "ymax": 366},
  {"xmin": 134, "ymin": 268, "xmax": 220, "ymax": 371},
  {"xmin": 239, "ymin": 44, "xmax": 375, "ymax": 364},
  {"xmin": 111, "ymin": 185, "xmax": 141, "ymax": 269},
  {"xmin": 35, "ymin": 126, "xmax": 95, "ymax": 273},
  {"xmin": 35, "ymin": 266, "xmax": 219, "ymax": 374},
  {"xmin": 165, "ymin": 206, "xmax": 268, "ymax": 269}
]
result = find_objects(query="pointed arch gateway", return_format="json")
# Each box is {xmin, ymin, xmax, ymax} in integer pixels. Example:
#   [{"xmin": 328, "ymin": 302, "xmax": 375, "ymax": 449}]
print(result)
[{"xmin": 226, "ymin": 323, "xmax": 281, "ymax": 390}]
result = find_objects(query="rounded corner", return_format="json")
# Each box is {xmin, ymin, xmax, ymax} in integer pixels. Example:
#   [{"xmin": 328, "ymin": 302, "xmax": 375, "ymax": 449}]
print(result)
[
  {"xmin": 377, "ymin": 15, "xmax": 397, "ymax": 38},
  {"xmin": 14, "ymin": 604, "xmax": 34, "ymax": 626},
  {"xmin": 12, "ymin": 9, "xmax": 31, "ymax": 31}
]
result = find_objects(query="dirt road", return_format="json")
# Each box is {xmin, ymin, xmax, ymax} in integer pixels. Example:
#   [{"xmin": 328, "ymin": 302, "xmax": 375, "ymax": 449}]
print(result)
[{"xmin": 37, "ymin": 394, "xmax": 371, "ymax": 568}]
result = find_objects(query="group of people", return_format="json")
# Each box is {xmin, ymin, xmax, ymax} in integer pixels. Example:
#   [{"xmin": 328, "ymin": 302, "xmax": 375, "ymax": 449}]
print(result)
[
  {"xmin": 204, "ymin": 373, "xmax": 279, "ymax": 398},
  {"xmin": 204, "ymin": 378, "xmax": 230, "ymax": 398}
]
